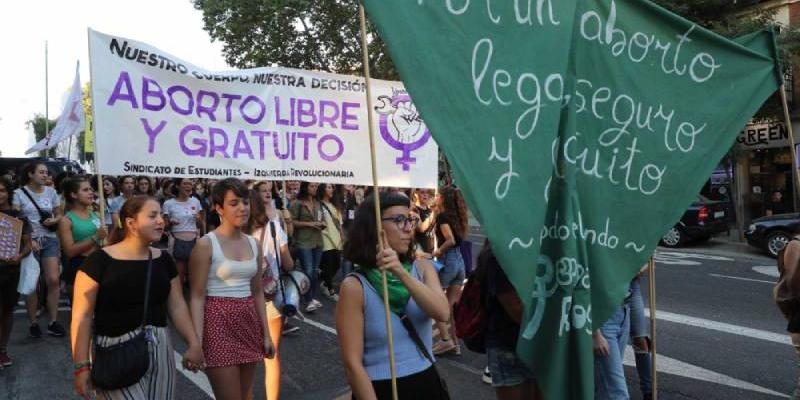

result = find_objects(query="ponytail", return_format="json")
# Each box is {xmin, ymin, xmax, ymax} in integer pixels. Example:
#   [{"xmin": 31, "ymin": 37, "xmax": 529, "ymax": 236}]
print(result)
[{"xmin": 107, "ymin": 196, "xmax": 154, "ymax": 245}]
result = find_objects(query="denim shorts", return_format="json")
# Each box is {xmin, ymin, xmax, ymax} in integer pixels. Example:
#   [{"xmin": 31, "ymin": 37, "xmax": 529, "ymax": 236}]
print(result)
[
  {"xmin": 36, "ymin": 236, "xmax": 61, "ymax": 260},
  {"xmin": 487, "ymin": 345, "xmax": 536, "ymax": 388},
  {"xmin": 437, "ymin": 248, "xmax": 465, "ymax": 288}
]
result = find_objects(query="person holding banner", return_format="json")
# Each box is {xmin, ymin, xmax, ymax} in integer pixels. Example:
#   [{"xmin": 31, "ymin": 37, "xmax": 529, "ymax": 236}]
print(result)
[
  {"xmin": 0, "ymin": 176, "xmax": 32, "ymax": 368},
  {"xmin": 71, "ymin": 196, "xmax": 205, "ymax": 400},
  {"xmin": 246, "ymin": 189, "xmax": 294, "ymax": 400},
  {"xmin": 337, "ymin": 191, "xmax": 450, "ymax": 400},
  {"xmin": 57, "ymin": 176, "xmax": 107, "ymax": 299},
  {"xmin": 13, "ymin": 162, "xmax": 65, "ymax": 338},
  {"xmin": 189, "ymin": 178, "xmax": 275, "ymax": 400},
  {"xmin": 163, "ymin": 178, "xmax": 204, "ymax": 285},
  {"xmin": 431, "ymin": 186, "xmax": 469, "ymax": 356},
  {"xmin": 289, "ymin": 182, "xmax": 325, "ymax": 312}
]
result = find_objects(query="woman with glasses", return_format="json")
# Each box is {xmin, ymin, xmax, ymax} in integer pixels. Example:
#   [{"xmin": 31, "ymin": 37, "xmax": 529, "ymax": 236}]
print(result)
[{"xmin": 337, "ymin": 191, "xmax": 450, "ymax": 400}]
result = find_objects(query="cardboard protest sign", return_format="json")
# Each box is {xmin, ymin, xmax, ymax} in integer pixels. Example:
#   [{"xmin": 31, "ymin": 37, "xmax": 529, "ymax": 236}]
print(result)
[
  {"xmin": 88, "ymin": 29, "xmax": 437, "ymax": 188},
  {"xmin": 362, "ymin": 0, "xmax": 781, "ymax": 398},
  {"xmin": 0, "ymin": 212, "xmax": 23, "ymax": 260}
]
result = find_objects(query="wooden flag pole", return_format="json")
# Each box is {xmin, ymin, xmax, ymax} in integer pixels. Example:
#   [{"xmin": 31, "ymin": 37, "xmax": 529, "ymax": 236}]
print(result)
[
  {"xmin": 780, "ymin": 83, "xmax": 800, "ymax": 212},
  {"xmin": 359, "ymin": 4, "xmax": 399, "ymax": 400},
  {"xmin": 648, "ymin": 256, "xmax": 658, "ymax": 400}
]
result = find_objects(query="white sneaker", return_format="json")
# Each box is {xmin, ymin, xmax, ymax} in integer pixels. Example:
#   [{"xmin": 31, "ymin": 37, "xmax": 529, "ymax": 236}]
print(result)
[
  {"xmin": 305, "ymin": 300, "xmax": 323, "ymax": 312},
  {"xmin": 482, "ymin": 367, "xmax": 492, "ymax": 384}
]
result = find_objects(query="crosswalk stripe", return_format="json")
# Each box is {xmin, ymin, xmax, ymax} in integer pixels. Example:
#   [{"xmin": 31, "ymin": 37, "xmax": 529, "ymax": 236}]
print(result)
[
  {"xmin": 623, "ymin": 348, "xmax": 788, "ymax": 398},
  {"xmin": 302, "ymin": 315, "xmax": 788, "ymax": 397},
  {"xmin": 173, "ymin": 351, "xmax": 214, "ymax": 398},
  {"xmin": 646, "ymin": 309, "xmax": 791, "ymax": 346}
]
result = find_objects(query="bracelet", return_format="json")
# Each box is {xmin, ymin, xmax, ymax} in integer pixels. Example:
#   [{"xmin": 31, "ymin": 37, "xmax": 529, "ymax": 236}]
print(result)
[
  {"xmin": 74, "ymin": 366, "xmax": 91, "ymax": 376},
  {"xmin": 74, "ymin": 360, "xmax": 92, "ymax": 370}
]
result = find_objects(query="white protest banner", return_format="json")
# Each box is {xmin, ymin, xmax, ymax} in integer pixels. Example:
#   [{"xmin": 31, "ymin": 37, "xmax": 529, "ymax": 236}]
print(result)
[
  {"xmin": 26, "ymin": 62, "xmax": 85, "ymax": 155},
  {"xmin": 88, "ymin": 29, "xmax": 438, "ymax": 188}
]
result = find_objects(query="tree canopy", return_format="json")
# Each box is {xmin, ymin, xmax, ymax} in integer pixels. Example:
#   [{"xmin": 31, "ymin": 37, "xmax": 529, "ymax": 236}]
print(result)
[{"xmin": 192, "ymin": 0, "xmax": 800, "ymax": 119}]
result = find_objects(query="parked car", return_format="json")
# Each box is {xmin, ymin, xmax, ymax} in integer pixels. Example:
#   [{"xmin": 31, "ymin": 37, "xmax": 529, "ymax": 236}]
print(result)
[
  {"xmin": 0, "ymin": 157, "xmax": 84, "ymax": 182},
  {"xmin": 660, "ymin": 195, "xmax": 728, "ymax": 247},
  {"xmin": 745, "ymin": 213, "xmax": 800, "ymax": 257}
]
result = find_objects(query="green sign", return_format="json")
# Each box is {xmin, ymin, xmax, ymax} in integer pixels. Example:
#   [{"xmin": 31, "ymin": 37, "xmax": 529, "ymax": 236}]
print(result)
[{"xmin": 363, "ymin": 0, "xmax": 780, "ymax": 398}]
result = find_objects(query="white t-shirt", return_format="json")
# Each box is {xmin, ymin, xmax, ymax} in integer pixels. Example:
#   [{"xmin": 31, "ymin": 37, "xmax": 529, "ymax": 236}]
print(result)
[
  {"xmin": 252, "ymin": 218, "xmax": 289, "ymax": 281},
  {"xmin": 13, "ymin": 186, "xmax": 60, "ymax": 239},
  {"xmin": 163, "ymin": 197, "xmax": 203, "ymax": 233}
]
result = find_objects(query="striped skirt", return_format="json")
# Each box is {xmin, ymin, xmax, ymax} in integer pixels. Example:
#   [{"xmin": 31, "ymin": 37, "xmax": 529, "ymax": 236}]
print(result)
[{"xmin": 94, "ymin": 326, "xmax": 176, "ymax": 400}]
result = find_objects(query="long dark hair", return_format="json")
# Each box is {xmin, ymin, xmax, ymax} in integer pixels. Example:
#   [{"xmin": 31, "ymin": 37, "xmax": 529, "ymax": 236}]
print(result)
[
  {"xmin": 20, "ymin": 162, "xmax": 46, "ymax": 186},
  {"xmin": 0, "ymin": 176, "xmax": 13, "ymax": 208},
  {"xmin": 254, "ymin": 181, "xmax": 284, "ymax": 210},
  {"xmin": 317, "ymin": 183, "xmax": 345, "ymax": 213},
  {"xmin": 107, "ymin": 196, "xmax": 157, "ymax": 245},
  {"xmin": 343, "ymin": 192, "xmax": 414, "ymax": 268},
  {"xmin": 246, "ymin": 188, "xmax": 269, "ymax": 234},
  {"xmin": 298, "ymin": 181, "xmax": 316, "ymax": 202},
  {"xmin": 135, "ymin": 176, "xmax": 154, "ymax": 196},
  {"xmin": 94, "ymin": 176, "xmax": 118, "ymax": 197},
  {"xmin": 436, "ymin": 185, "xmax": 469, "ymax": 239}
]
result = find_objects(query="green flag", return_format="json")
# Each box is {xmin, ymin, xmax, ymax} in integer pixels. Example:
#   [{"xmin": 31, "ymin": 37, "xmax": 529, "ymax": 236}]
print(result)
[{"xmin": 362, "ymin": 0, "xmax": 781, "ymax": 398}]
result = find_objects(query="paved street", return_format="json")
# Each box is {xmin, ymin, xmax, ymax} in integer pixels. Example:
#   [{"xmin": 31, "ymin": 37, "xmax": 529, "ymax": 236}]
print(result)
[{"xmin": 0, "ymin": 236, "xmax": 796, "ymax": 399}]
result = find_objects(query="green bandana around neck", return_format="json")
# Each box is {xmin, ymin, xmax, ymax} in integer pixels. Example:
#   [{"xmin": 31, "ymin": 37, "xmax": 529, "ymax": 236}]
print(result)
[{"xmin": 364, "ymin": 262, "xmax": 413, "ymax": 316}]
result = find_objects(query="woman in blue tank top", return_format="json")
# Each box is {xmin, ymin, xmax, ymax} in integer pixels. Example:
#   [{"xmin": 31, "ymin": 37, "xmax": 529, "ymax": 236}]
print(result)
[{"xmin": 337, "ymin": 192, "xmax": 451, "ymax": 400}]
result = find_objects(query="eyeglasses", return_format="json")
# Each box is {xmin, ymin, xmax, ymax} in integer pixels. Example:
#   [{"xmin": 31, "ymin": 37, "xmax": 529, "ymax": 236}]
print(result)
[{"xmin": 381, "ymin": 214, "xmax": 420, "ymax": 230}]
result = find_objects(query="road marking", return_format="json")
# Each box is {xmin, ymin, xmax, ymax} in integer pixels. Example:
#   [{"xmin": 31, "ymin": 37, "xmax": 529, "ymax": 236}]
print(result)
[
  {"xmin": 654, "ymin": 251, "xmax": 734, "ymax": 266},
  {"xmin": 709, "ymin": 273, "xmax": 776, "ymax": 284},
  {"xmin": 646, "ymin": 309, "xmax": 790, "ymax": 346},
  {"xmin": 173, "ymin": 351, "xmax": 215, "ymax": 398},
  {"xmin": 301, "ymin": 316, "xmax": 337, "ymax": 335},
  {"xmin": 302, "ymin": 314, "xmax": 789, "ymax": 397},
  {"xmin": 754, "ymin": 265, "xmax": 779, "ymax": 278},
  {"xmin": 13, "ymin": 305, "xmax": 70, "ymax": 314},
  {"xmin": 623, "ymin": 347, "xmax": 788, "ymax": 398},
  {"xmin": 299, "ymin": 316, "xmax": 490, "ymax": 381}
]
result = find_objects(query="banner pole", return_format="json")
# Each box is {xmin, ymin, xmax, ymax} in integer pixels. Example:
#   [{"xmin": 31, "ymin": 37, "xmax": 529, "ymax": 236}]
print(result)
[
  {"xmin": 45, "ymin": 41, "xmax": 50, "ymax": 158},
  {"xmin": 359, "ymin": 4, "xmax": 398, "ymax": 400},
  {"xmin": 87, "ymin": 29, "xmax": 107, "ymax": 240},
  {"xmin": 648, "ymin": 256, "xmax": 658, "ymax": 399},
  {"xmin": 780, "ymin": 83, "xmax": 800, "ymax": 212}
]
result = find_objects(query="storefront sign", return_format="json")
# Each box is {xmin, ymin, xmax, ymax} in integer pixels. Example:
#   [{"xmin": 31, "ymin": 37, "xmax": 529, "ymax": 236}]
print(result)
[{"xmin": 737, "ymin": 123, "xmax": 788, "ymax": 149}]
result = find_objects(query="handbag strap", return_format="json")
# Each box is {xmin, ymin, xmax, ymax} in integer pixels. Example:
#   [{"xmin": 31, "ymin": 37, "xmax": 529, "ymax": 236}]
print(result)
[
  {"xmin": 21, "ymin": 187, "xmax": 46, "ymax": 216},
  {"xmin": 400, "ymin": 314, "xmax": 435, "ymax": 365},
  {"xmin": 270, "ymin": 220, "xmax": 281, "ymax": 271},
  {"xmin": 319, "ymin": 202, "xmax": 343, "ymax": 230},
  {"xmin": 140, "ymin": 250, "xmax": 154, "ymax": 329}
]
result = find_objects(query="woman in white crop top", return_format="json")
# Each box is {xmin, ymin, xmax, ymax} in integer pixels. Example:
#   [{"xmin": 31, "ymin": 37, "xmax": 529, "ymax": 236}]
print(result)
[{"xmin": 189, "ymin": 178, "xmax": 275, "ymax": 400}]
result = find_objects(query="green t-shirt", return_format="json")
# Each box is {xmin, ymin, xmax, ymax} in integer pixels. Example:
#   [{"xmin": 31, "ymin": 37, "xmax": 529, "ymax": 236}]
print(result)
[
  {"xmin": 66, "ymin": 210, "xmax": 100, "ymax": 243},
  {"xmin": 289, "ymin": 200, "xmax": 323, "ymax": 249}
]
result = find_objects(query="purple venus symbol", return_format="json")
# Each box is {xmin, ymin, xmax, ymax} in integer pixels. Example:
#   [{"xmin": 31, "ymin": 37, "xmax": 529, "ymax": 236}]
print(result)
[{"xmin": 375, "ymin": 92, "xmax": 431, "ymax": 171}]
